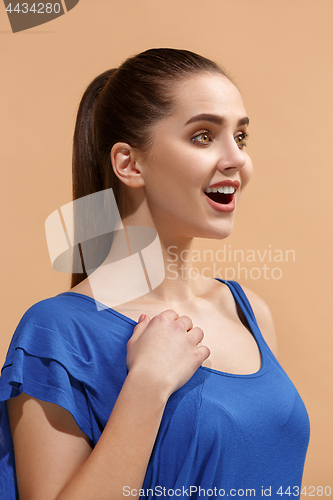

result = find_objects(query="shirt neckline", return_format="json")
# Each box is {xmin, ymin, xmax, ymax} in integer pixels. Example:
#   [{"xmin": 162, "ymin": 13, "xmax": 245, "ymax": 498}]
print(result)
[
  {"xmin": 58, "ymin": 291, "xmax": 138, "ymax": 325},
  {"xmin": 57, "ymin": 284, "xmax": 267, "ymax": 379}
]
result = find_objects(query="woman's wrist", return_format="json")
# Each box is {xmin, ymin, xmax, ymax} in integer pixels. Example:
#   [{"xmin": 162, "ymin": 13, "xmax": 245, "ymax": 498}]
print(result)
[{"xmin": 125, "ymin": 366, "xmax": 172, "ymax": 407}]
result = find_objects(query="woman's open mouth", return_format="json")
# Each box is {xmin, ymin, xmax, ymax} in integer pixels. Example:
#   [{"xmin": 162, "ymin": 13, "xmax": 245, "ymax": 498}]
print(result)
[{"xmin": 203, "ymin": 184, "xmax": 238, "ymax": 213}]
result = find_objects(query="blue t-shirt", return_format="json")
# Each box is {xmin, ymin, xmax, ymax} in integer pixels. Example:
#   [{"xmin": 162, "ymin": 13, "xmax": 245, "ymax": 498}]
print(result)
[{"xmin": 0, "ymin": 279, "xmax": 310, "ymax": 499}]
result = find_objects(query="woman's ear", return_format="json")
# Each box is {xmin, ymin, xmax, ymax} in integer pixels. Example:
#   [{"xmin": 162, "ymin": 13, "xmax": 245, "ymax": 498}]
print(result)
[{"xmin": 111, "ymin": 143, "xmax": 145, "ymax": 188}]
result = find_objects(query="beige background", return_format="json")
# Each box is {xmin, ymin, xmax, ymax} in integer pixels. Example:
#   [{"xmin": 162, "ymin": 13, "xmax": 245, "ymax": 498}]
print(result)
[{"xmin": 1, "ymin": 0, "xmax": 332, "ymax": 487}]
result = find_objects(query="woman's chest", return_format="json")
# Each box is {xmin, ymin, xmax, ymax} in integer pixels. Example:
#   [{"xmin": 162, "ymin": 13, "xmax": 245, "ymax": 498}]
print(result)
[
  {"xmin": 143, "ymin": 364, "xmax": 310, "ymax": 490},
  {"xmin": 183, "ymin": 310, "xmax": 262, "ymax": 376},
  {"xmin": 120, "ymin": 300, "xmax": 262, "ymax": 376}
]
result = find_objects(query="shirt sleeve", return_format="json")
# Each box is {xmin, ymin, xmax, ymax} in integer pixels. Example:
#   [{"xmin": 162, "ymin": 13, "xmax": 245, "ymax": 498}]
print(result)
[{"xmin": 0, "ymin": 304, "xmax": 93, "ymax": 441}]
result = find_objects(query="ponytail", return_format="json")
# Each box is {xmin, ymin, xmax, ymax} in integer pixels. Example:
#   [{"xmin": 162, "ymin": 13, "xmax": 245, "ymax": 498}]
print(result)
[
  {"xmin": 70, "ymin": 69, "xmax": 116, "ymax": 288},
  {"xmin": 72, "ymin": 68, "xmax": 116, "ymax": 203}
]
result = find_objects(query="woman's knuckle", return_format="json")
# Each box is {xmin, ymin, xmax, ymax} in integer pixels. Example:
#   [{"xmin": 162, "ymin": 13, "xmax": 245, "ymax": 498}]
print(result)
[
  {"xmin": 176, "ymin": 319, "xmax": 186, "ymax": 331},
  {"xmin": 156, "ymin": 312, "xmax": 169, "ymax": 323}
]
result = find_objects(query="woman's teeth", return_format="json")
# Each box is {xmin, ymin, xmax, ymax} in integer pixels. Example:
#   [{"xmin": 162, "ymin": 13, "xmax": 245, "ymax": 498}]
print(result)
[{"xmin": 204, "ymin": 186, "xmax": 235, "ymax": 194}]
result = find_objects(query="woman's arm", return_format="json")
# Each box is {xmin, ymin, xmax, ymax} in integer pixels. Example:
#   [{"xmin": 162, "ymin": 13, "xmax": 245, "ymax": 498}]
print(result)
[
  {"xmin": 7, "ymin": 373, "xmax": 167, "ymax": 500},
  {"xmin": 7, "ymin": 310, "xmax": 210, "ymax": 500}
]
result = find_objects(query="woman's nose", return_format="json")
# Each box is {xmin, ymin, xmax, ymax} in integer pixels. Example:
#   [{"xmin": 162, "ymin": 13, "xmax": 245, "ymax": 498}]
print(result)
[{"xmin": 216, "ymin": 140, "xmax": 247, "ymax": 173}]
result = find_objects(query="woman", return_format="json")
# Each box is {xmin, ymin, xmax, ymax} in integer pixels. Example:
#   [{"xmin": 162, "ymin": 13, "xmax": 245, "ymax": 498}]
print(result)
[{"xmin": 0, "ymin": 48, "xmax": 310, "ymax": 499}]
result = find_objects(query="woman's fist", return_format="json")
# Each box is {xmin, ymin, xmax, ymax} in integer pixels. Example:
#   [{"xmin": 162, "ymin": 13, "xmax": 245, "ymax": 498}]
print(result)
[{"xmin": 126, "ymin": 309, "xmax": 210, "ymax": 398}]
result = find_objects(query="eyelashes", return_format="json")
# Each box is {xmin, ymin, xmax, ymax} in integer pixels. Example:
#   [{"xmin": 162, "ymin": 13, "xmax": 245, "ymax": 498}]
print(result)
[
  {"xmin": 191, "ymin": 130, "xmax": 249, "ymax": 149},
  {"xmin": 191, "ymin": 131, "xmax": 212, "ymax": 145},
  {"xmin": 234, "ymin": 132, "xmax": 249, "ymax": 148}
]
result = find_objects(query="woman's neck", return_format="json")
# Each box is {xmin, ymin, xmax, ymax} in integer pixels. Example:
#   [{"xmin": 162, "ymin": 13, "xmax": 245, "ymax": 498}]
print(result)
[{"xmin": 99, "ymin": 218, "xmax": 210, "ymax": 305}]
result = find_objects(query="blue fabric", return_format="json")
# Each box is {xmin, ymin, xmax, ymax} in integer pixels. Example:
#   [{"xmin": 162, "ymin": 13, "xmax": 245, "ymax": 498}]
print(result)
[{"xmin": 0, "ymin": 279, "xmax": 310, "ymax": 499}]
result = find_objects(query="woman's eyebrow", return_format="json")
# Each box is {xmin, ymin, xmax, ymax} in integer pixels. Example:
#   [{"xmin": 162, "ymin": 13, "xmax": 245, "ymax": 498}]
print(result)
[{"xmin": 185, "ymin": 113, "xmax": 249, "ymax": 127}]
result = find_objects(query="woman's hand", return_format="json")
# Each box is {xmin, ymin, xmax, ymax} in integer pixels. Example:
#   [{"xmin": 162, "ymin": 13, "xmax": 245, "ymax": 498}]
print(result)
[{"xmin": 126, "ymin": 310, "xmax": 210, "ymax": 398}]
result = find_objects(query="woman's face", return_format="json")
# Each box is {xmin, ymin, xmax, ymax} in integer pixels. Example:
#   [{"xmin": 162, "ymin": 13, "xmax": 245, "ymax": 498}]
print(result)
[{"xmin": 138, "ymin": 72, "xmax": 253, "ymax": 241}]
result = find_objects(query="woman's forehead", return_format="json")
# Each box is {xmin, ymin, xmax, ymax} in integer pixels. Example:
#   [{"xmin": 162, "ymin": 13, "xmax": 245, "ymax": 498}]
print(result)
[{"xmin": 166, "ymin": 73, "xmax": 247, "ymax": 125}]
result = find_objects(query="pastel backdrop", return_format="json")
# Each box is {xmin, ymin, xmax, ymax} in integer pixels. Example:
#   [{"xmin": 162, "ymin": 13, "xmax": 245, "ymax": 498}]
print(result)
[{"xmin": 1, "ymin": 0, "xmax": 332, "ymax": 487}]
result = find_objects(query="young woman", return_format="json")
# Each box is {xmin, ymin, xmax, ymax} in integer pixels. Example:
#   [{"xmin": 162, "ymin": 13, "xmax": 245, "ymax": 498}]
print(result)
[{"xmin": 0, "ymin": 49, "xmax": 310, "ymax": 500}]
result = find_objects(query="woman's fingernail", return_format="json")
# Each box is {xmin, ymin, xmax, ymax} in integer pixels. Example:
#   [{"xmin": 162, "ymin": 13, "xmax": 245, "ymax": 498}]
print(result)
[{"xmin": 138, "ymin": 314, "xmax": 145, "ymax": 322}]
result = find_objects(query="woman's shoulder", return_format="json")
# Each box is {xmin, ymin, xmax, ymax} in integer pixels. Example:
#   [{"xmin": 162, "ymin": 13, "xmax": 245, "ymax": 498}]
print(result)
[
  {"xmin": 236, "ymin": 284, "xmax": 279, "ymax": 358},
  {"xmin": 17, "ymin": 287, "xmax": 135, "ymax": 330},
  {"xmin": 14, "ymin": 292, "xmax": 94, "ymax": 339},
  {"xmin": 3, "ymin": 294, "xmax": 88, "ymax": 368},
  {"xmin": 4, "ymin": 290, "xmax": 134, "ymax": 369}
]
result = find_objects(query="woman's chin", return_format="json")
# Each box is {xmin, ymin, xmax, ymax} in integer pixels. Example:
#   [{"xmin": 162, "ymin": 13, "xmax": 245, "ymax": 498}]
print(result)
[{"xmin": 197, "ymin": 223, "xmax": 235, "ymax": 241}]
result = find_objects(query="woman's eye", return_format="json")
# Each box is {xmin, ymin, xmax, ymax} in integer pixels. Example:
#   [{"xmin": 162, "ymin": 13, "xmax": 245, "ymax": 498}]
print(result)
[
  {"xmin": 191, "ymin": 131, "xmax": 212, "ymax": 145},
  {"xmin": 235, "ymin": 132, "xmax": 249, "ymax": 149}
]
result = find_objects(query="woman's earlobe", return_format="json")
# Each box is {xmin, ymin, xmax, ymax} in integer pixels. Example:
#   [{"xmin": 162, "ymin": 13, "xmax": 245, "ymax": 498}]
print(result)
[{"xmin": 111, "ymin": 143, "xmax": 145, "ymax": 187}]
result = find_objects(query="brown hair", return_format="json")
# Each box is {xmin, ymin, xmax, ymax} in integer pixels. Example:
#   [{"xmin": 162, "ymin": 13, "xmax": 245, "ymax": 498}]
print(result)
[{"xmin": 71, "ymin": 48, "xmax": 227, "ymax": 288}]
